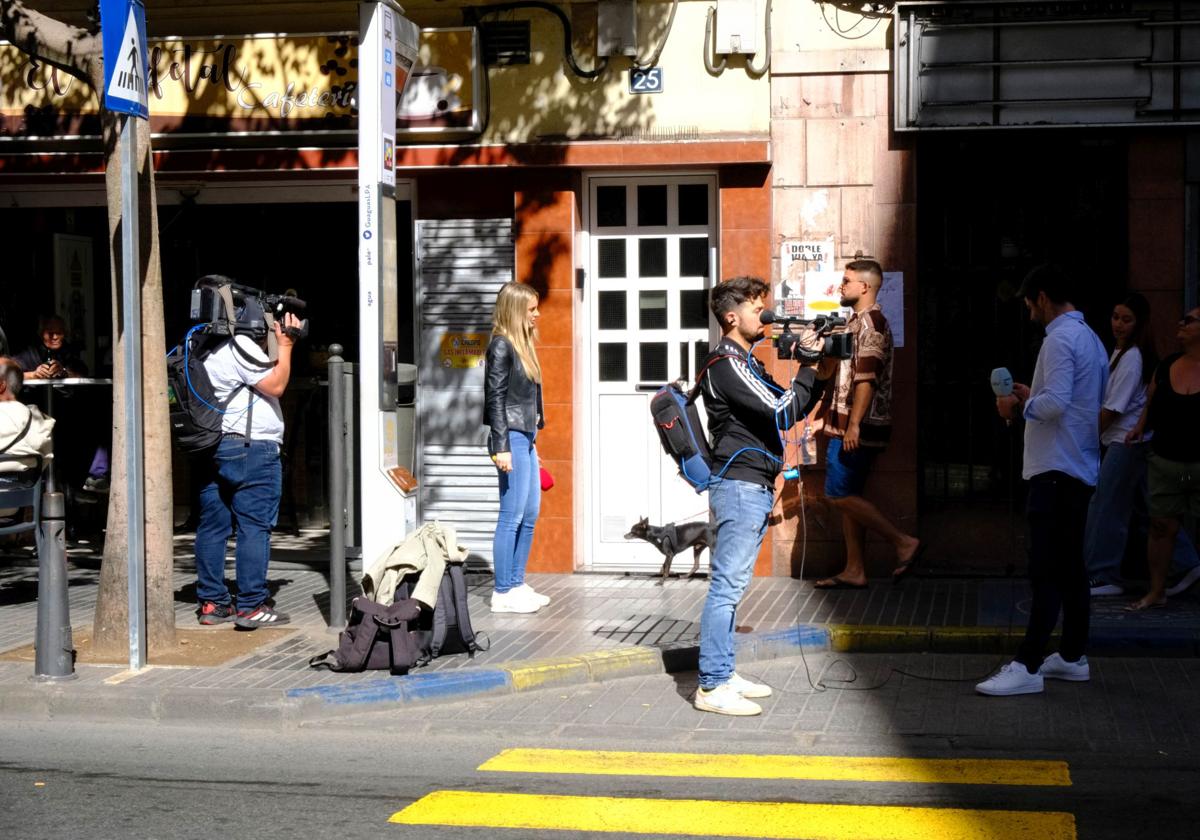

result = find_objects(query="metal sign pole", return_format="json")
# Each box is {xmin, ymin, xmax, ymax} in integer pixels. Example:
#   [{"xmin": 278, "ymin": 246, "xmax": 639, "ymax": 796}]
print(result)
[
  {"xmin": 100, "ymin": 0, "xmax": 150, "ymax": 671},
  {"xmin": 121, "ymin": 113, "xmax": 146, "ymax": 671}
]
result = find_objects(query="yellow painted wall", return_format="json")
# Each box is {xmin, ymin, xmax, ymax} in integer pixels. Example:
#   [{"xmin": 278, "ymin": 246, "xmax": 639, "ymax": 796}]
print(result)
[
  {"xmin": 481, "ymin": 2, "xmax": 770, "ymax": 144},
  {"xmin": 13, "ymin": 1, "xmax": 768, "ymax": 144}
]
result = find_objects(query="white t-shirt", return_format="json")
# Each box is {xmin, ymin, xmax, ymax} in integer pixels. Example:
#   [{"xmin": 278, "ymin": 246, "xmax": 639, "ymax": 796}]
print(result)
[
  {"xmin": 202, "ymin": 336, "xmax": 285, "ymax": 444},
  {"xmin": 1101, "ymin": 346, "xmax": 1149, "ymax": 447}
]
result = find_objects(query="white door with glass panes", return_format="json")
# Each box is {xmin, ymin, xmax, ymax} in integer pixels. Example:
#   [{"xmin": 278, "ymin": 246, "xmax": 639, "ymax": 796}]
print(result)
[{"xmin": 585, "ymin": 175, "xmax": 718, "ymax": 571}]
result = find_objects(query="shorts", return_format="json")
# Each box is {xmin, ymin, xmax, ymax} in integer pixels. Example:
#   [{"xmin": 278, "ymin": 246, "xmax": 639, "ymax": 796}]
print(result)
[
  {"xmin": 824, "ymin": 436, "xmax": 880, "ymax": 499},
  {"xmin": 1147, "ymin": 453, "xmax": 1200, "ymax": 519}
]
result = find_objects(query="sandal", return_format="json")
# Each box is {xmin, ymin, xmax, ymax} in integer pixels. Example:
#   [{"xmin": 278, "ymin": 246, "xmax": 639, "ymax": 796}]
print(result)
[
  {"xmin": 892, "ymin": 543, "xmax": 925, "ymax": 584},
  {"xmin": 814, "ymin": 576, "xmax": 868, "ymax": 590}
]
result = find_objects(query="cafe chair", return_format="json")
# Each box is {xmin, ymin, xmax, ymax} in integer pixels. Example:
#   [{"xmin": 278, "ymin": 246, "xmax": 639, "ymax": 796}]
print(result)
[{"xmin": 0, "ymin": 454, "xmax": 45, "ymax": 552}]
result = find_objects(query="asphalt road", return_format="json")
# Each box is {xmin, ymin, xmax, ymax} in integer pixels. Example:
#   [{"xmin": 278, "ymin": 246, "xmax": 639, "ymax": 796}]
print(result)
[{"xmin": 2, "ymin": 652, "xmax": 1199, "ymax": 839}]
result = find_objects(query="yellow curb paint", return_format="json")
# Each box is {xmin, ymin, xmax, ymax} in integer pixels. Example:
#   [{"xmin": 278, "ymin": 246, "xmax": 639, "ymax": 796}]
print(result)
[
  {"xmin": 505, "ymin": 657, "xmax": 589, "ymax": 691},
  {"xmin": 389, "ymin": 791, "xmax": 1077, "ymax": 840},
  {"xmin": 478, "ymin": 749, "xmax": 1071, "ymax": 787},
  {"xmin": 580, "ymin": 646, "xmax": 661, "ymax": 678}
]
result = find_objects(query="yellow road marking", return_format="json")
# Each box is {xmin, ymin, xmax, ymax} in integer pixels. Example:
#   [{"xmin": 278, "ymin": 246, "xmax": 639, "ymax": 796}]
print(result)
[
  {"xmin": 389, "ymin": 791, "xmax": 1076, "ymax": 840},
  {"xmin": 477, "ymin": 749, "xmax": 1072, "ymax": 787}
]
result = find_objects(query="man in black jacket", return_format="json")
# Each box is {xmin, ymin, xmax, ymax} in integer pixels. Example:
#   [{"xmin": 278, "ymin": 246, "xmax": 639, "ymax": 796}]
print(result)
[{"xmin": 694, "ymin": 276, "xmax": 833, "ymax": 715}]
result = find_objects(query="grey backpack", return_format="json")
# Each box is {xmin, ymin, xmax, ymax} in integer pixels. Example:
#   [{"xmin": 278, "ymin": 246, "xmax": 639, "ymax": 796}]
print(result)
[{"xmin": 396, "ymin": 564, "xmax": 485, "ymax": 666}]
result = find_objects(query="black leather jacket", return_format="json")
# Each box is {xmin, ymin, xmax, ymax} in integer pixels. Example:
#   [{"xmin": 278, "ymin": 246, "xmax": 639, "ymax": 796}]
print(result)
[{"xmin": 483, "ymin": 335, "xmax": 544, "ymax": 454}]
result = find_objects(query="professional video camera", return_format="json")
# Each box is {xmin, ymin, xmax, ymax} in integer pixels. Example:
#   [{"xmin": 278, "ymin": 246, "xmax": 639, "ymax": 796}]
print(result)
[
  {"xmin": 189, "ymin": 275, "xmax": 309, "ymax": 341},
  {"xmin": 760, "ymin": 309, "xmax": 853, "ymax": 362}
]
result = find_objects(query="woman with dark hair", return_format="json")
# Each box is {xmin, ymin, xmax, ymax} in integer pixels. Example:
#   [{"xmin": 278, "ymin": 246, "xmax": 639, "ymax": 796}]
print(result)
[
  {"xmin": 1085, "ymin": 294, "xmax": 1199, "ymax": 598},
  {"xmin": 1126, "ymin": 305, "xmax": 1200, "ymax": 609}
]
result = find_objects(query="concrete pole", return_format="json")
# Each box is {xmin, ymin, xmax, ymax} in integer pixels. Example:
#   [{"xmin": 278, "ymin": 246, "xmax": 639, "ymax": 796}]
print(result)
[{"xmin": 34, "ymin": 491, "xmax": 75, "ymax": 681}]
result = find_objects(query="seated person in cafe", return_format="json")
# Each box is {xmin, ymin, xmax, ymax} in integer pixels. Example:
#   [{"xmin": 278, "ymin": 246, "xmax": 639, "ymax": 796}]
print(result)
[
  {"xmin": 0, "ymin": 357, "xmax": 55, "ymax": 522},
  {"xmin": 14, "ymin": 315, "xmax": 87, "ymax": 380},
  {"xmin": 12, "ymin": 315, "xmax": 107, "ymax": 492}
]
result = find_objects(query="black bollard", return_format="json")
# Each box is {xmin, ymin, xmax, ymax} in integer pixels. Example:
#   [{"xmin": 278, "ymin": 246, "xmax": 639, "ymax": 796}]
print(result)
[
  {"xmin": 328, "ymin": 344, "xmax": 347, "ymax": 630},
  {"xmin": 34, "ymin": 491, "xmax": 75, "ymax": 681}
]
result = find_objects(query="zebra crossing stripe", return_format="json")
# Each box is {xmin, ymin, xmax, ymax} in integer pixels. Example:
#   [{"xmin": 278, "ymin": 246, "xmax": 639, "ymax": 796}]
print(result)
[
  {"xmin": 389, "ymin": 791, "xmax": 1076, "ymax": 839},
  {"xmin": 477, "ymin": 748, "xmax": 1072, "ymax": 787}
]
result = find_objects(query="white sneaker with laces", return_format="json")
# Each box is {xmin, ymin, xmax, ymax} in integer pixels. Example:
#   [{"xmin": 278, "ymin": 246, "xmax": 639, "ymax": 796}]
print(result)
[
  {"xmin": 1166, "ymin": 565, "xmax": 1200, "ymax": 597},
  {"xmin": 490, "ymin": 589, "xmax": 539, "ymax": 614},
  {"xmin": 1089, "ymin": 578, "xmax": 1125, "ymax": 596},
  {"xmin": 727, "ymin": 672, "xmax": 772, "ymax": 698},
  {"xmin": 693, "ymin": 683, "xmax": 762, "ymax": 716},
  {"xmin": 975, "ymin": 661, "xmax": 1044, "ymax": 696},
  {"xmin": 1038, "ymin": 653, "xmax": 1090, "ymax": 682},
  {"xmin": 514, "ymin": 583, "xmax": 551, "ymax": 606}
]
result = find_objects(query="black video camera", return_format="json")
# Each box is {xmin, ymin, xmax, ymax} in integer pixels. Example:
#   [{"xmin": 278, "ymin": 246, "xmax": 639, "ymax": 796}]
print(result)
[
  {"xmin": 760, "ymin": 310, "xmax": 854, "ymax": 362},
  {"xmin": 189, "ymin": 275, "xmax": 309, "ymax": 341}
]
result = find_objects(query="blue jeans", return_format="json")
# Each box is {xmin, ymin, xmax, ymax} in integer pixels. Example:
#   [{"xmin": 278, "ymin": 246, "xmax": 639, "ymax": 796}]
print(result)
[
  {"xmin": 699, "ymin": 478, "xmax": 774, "ymax": 690},
  {"xmin": 492, "ymin": 430, "xmax": 540, "ymax": 593},
  {"xmin": 194, "ymin": 437, "xmax": 282, "ymax": 612},
  {"xmin": 1084, "ymin": 442, "xmax": 1199, "ymax": 586}
]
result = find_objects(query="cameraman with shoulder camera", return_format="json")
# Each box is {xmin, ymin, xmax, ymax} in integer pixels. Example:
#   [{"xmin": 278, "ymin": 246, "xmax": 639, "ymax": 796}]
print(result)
[
  {"xmin": 194, "ymin": 292, "xmax": 304, "ymax": 630},
  {"xmin": 694, "ymin": 276, "xmax": 834, "ymax": 716},
  {"xmin": 815, "ymin": 259, "xmax": 921, "ymax": 591}
]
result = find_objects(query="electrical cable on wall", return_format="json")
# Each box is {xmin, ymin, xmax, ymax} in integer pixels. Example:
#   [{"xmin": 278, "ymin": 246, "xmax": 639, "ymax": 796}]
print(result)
[
  {"xmin": 746, "ymin": 0, "xmax": 772, "ymax": 78},
  {"xmin": 633, "ymin": 0, "xmax": 680, "ymax": 70},
  {"xmin": 817, "ymin": 1, "xmax": 892, "ymax": 41},
  {"xmin": 703, "ymin": 5, "xmax": 728, "ymax": 74},
  {"xmin": 470, "ymin": 1, "xmax": 609, "ymax": 79}
]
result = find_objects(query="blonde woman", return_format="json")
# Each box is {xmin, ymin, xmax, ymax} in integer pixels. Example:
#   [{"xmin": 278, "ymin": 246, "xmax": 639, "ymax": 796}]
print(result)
[{"xmin": 484, "ymin": 282, "xmax": 550, "ymax": 613}]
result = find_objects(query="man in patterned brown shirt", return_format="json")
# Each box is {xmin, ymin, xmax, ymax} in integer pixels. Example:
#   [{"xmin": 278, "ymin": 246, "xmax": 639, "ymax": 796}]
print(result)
[{"xmin": 815, "ymin": 260, "xmax": 921, "ymax": 589}]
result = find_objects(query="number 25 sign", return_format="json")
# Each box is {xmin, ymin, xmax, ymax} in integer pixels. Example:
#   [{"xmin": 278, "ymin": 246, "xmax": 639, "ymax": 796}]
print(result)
[{"xmin": 629, "ymin": 67, "xmax": 663, "ymax": 94}]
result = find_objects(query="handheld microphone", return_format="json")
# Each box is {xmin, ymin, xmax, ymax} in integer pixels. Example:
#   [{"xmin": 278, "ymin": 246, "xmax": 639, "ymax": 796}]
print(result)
[
  {"xmin": 990, "ymin": 367, "xmax": 1014, "ymax": 426},
  {"xmin": 989, "ymin": 367, "xmax": 1013, "ymax": 397}
]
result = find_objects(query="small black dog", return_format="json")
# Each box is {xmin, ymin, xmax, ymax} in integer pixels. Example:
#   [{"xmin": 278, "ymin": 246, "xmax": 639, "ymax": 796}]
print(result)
[{"xmin": 624, "ymin": 517, "xmax": 713, "ymax": 580}]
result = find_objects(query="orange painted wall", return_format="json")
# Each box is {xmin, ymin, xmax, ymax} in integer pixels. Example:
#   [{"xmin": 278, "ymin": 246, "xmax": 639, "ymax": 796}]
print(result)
[
  {"xmin": 514, "ymin": 183, "xmax": 576, "ymax": 573},
  {"xmin": 717, "ymin": 166, "xmax": 776, "ymax": 576}
]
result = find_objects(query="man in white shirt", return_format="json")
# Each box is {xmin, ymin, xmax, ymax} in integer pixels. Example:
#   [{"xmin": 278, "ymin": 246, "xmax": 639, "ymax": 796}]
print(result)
[
  {"xmin": 981, "ymin": 264, "xmax": 1108, "ymax": 697},
  {"xmin": 193, "ymin": 310, "xmax": 302, "ymax": 629},
  {"xmin": 0, "ymin": 357, "xmax": 55, "ymax": 520}
]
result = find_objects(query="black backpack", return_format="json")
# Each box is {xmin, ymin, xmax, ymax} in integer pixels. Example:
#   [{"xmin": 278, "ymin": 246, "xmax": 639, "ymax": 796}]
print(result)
[
  {"xmin": 396, "ymin": 563, "xmax": 485, "ymax": 666},
  {"xmin": 166, "ymin": 332, "xmax": 248, "ymax": 454},
  {"xmin": 307, "ymin": 596, "xmax": 423, "ymax": 675},
  {"xmin": 650, "ymin": 352, "xmax": 742, "ymax": 493}
]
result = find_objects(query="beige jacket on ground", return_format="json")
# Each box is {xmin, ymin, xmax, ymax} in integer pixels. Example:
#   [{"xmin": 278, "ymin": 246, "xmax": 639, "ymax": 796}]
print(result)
[{"xmin": 362, "ymin": 521, "xmax": 469, "ymax": 608}]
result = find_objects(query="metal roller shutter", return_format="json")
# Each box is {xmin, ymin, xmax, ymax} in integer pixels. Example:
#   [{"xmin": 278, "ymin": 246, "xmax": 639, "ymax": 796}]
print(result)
[{"xmin": 416, "ymin": 218, "xmax": 513, "ymax": 568}]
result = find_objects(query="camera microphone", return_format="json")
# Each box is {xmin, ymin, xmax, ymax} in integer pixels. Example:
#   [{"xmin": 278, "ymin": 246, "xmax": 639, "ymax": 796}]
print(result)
[
  {"xmin": 760, "ymin": 309, "xmax": 810, "ymax": 326},
  {"xmin": 989, "ymin": 367, "xmax": 1013, "ymax": 398}
]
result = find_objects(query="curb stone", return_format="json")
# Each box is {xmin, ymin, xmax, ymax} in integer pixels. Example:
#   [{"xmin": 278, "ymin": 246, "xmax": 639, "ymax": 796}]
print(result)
[{"xmin": 1, "ymin": 620, "xmax": 1197, "ymax": 728}]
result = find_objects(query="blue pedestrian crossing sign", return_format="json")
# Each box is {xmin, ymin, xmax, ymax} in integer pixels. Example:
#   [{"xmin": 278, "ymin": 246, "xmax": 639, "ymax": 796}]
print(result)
[{"xmin": 100, "ymin": 0, "xmax": 149, "ymax": 119}]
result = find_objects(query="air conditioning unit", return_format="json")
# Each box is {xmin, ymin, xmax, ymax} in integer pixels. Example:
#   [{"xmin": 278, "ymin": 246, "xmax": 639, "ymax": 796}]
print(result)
[
  {"xmin": 597, "ymin": 0, "xmax": 638, "ymax": 58},
  {"xmin": 714, "ymin": 0, "xmax": 759, "ymax": 55}
]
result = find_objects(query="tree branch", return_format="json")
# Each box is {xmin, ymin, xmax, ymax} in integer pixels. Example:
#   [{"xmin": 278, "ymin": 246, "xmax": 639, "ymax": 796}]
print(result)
[{"xmin": 0, "ymin": 0, "xmax": 101, "ymax": 88}]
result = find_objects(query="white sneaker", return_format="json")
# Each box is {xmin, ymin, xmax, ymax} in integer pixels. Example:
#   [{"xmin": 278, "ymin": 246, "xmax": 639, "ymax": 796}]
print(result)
[
  {"xmin": 975, "ymin": 661, "xmax": 1044, "ymax": 696},
  {"xmin": 693, "ymin": 683, "xmax": 762, "ymax": 716},
  {"xmin": 1089, "ymin": 578, "xmax": 1125, "ymax": 596},
  {"xmin": 727, "ymin": 672, "xmax": 772, "ymax": 698},
  {"xmin": 1166, "ymin": 565, "xmax": 1200, "ymax": 597},
  {"xmin": 514, "ymin": 583, "xmax": 551, "ymax": 606},
  {"xmin": 490, "ymin": 589, "xmax": 539, "ymax": 614},
  {"xmin": 1038, "ymin": 653, "xmax": 1090, "ymax": 682}
]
